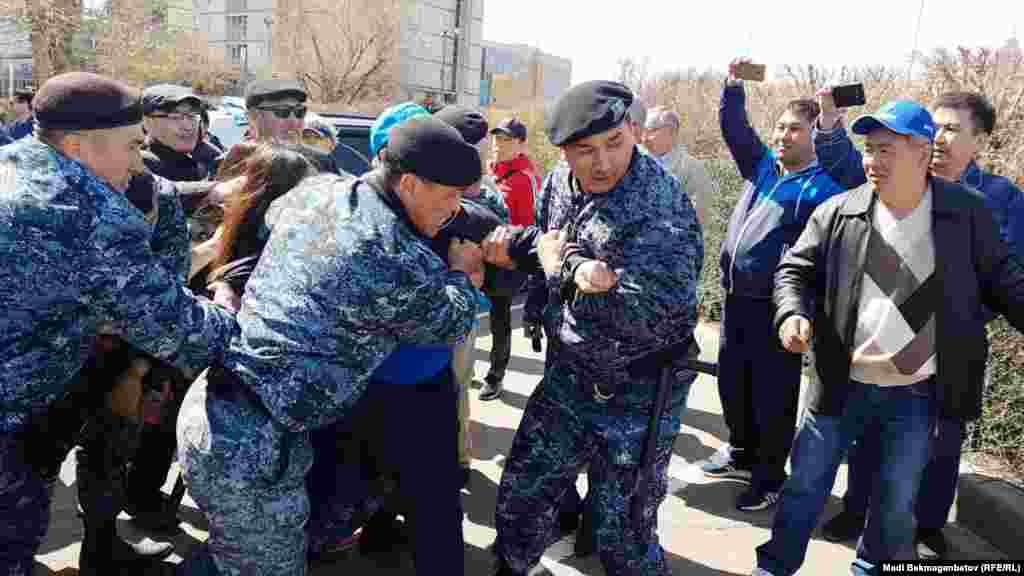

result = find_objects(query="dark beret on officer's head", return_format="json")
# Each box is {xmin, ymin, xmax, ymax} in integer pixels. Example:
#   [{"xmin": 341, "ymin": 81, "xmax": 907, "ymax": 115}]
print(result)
[
  {"xmin": 434, "ymin": 105, "xmax": 489, "ymax": 146},
  {"xmin": 387, "ymin": 115, "xmax": 481, "ymax": 187},
  {"xmin": 33, "ymin": 72, "xmax": 142, "ymax": 132},
  {"xmin": 545, "ymin": 80, "xmax": 634, "ymax": 147},
  {"xmin": 13, "ymin": 89, "xmax": 34, "ymax": 103},
  {"xmin": 245, "ymin": 79, "xmax": 307, "ymax": 108}
]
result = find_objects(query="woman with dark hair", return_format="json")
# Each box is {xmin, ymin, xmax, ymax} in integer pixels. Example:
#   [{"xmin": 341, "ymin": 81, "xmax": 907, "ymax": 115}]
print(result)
[{"xmin": 200, "ymin": 144, "xmax": 318, "ymax": 304}]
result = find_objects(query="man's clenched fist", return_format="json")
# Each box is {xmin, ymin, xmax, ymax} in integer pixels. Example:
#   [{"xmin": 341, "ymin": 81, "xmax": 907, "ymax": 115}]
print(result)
[
  {"xmin": 449, "ymin": 238, "xmax": 484, "ymax": 288},
  {"xmin": 779, "ymin": 315, "xmax": 813, "ymax": 353},
  {"xmin": 574, "ymin": 260, "xmax": 618, "ymax": 293}
]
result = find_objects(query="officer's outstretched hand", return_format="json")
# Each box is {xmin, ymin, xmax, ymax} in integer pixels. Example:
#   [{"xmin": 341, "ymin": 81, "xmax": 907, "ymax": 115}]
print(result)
[
  {"xmin": 779, "ymin": 315, "xmax": 813, "ymax": 353},
  {"xmin": 575, "ymin": 260, "xmax": 618, "ymax": 293},
  {"xmin": 537, "ymin": 230, "xmax": 566, "ymax": 276},
  {"xmin": 450, "ymin": 238, "xmax": 485, "ymax": 288},
  {"xmin": 108, "ymin": 356, "xmax": 150, "ymax": 421}
]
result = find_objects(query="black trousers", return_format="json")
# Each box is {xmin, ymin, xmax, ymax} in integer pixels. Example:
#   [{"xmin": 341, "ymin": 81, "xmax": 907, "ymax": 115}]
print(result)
[
  {"xmin": 488, "ymin": 294, "xmax": 513, "ymax": 381},
  {"xmin": 716, "ymin": 294, "xmax": 802, "ymax": 492},
  {"xmin": 355, "ymin": 369, "xmax": 464, "ymax": 574}
]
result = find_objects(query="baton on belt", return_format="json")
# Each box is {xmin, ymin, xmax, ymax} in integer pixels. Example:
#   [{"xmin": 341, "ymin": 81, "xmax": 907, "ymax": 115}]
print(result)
[{"xmin": 629, "ymin": 350, "xmax": 716, "ymax": 531}]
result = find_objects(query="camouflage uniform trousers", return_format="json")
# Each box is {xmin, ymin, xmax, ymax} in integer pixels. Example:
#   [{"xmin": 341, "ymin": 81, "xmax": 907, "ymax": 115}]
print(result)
[
  {"xmin": 494, "ymin": 360, "xmax": 695, "ymax": 576},
  {"xmin": 176, "ymin": 370, "xmax": 314, "ymax": 576},
  {"xmin": 0, "ymin": 434, "xmax": 52, "ymax": 576}
]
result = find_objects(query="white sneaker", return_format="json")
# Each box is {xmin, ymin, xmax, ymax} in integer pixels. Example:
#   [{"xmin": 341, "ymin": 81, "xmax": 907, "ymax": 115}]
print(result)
[{"xmin": 706, "ymin": 443, "xmax": 733, "ymax": 467}]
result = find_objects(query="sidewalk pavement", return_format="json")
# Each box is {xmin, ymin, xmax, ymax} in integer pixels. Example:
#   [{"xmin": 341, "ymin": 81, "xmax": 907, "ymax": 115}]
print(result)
[{"xmin": 32, "ymin": 312, "xmax": 997, "ymax": 575}]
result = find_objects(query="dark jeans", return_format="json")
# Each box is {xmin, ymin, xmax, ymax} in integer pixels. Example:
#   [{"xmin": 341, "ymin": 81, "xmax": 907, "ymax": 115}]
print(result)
[
  {"xmin": 843, "ymin": 416, "xmax": 964, "ymax": 532},
  {"xmin": 717, "ymin": 294, "xmax": 801, "ymax": 491},
  {"xmin": 487, "ymin": 294, "xmax": 513, "ymax": 381},
  {"xmin": 756, "ymin": 380, "xmax": 935, "ymax": 576}
]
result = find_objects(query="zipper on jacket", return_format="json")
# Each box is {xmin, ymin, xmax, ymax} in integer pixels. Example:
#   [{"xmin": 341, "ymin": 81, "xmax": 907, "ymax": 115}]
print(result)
[{"xmin": 728, "ymin": 166, "xmax": 819, "ymax": 294}]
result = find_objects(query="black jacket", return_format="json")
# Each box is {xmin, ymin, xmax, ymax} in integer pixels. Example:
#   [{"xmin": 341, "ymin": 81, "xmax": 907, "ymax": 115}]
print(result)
[
  {"xmin": 142, "ymin": 139, "xmax": 219, "ymax": 217},
  {"xmin": 432, "ymin": 198, "xmax": 529, "ymax": 298},
  {"xmin": 774, "ymin": 177, "xmax": 1024, "ymax": 420}
]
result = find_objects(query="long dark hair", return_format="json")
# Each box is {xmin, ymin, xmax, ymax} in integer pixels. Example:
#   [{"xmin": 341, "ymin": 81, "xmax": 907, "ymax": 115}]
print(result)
[{"xmin": 210, "ymin": 144, "xmax": 315, "ymax": 273}]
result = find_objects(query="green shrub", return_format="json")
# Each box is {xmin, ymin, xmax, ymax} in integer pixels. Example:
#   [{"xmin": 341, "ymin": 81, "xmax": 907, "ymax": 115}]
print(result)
[{"xmin": 699, "ymin": 159, "xmax": 744, "ymax": 322}]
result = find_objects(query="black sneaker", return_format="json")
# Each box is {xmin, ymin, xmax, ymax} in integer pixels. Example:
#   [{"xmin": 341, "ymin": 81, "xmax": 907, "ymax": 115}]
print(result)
[
  {"xmin": 821, "ymin": 511, "xmax": 865, "ymax": 542},
  {"xmin": 916, "ymin": 527, "xmax": 948, "ymax": 559},
  {"xmin": 736, "ymin": 488, "xmax": 779, "ymax": 511},
  {"xmin": 703, "ymin": 463, "xmax": 753, "ymax": 483},
  {"xmin": 479, "ymin": 374, "xmax": 504, "ymax": 401}
]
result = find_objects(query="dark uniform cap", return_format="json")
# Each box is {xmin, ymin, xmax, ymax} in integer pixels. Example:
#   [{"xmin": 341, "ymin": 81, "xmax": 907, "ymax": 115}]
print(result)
[
  {"xmin": 434, "ymin": 105, "xmax": 489, "ymax": 146},
  {"xmin": 490, "ymin": 117, "xmax": 527, "ymax": 141},
  {"xmin": 33, "ymin": 72, "xmax": 142, "ymax": 132},
  {"xmin": 142, "ymin": 84, "xmax": 203, "ymax": 115},
  {"xmin": 245, "ymin": 79, "xmax": 307, "ymax": 108},
  {"xmin": 545, "ymin": 80, "xmax": 634, "ymax": 146},
  {"xmin": 389, "ymin": 115, "xmax": 482, "ymax": 187}
]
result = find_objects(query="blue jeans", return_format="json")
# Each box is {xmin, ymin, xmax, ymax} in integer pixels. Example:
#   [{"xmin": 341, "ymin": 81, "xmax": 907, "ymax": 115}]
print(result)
[
  {"xmin": 756, "ymin": 380, "xmax": 935, "ymax": 576},
  {"xmin": 843, "ymin": 417, "xmax": 964, "ymax": 532}
]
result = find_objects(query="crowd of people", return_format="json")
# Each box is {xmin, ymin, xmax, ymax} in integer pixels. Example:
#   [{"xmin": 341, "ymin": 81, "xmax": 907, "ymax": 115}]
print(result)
[{"xmin": 0, "ymin": 51, "xmax": 1022, "ymax": 576}]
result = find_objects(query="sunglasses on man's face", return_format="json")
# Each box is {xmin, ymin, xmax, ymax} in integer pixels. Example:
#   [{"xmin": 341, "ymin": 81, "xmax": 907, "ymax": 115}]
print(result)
[{"xmin": 258, "ymin": 105, "xmax": 306, "ymax": 119}]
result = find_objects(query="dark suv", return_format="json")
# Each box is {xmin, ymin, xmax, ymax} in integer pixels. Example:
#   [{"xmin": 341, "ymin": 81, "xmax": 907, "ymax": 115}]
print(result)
[{"xmin": 321, "ymin": 112, "xmax": 375, "ymax": 176}]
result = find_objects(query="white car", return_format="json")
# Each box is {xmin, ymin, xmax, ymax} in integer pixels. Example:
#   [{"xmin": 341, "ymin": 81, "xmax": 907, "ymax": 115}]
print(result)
[{"xmin": 207, "ymin": 102, "xmax": 249, "ymax": 151}]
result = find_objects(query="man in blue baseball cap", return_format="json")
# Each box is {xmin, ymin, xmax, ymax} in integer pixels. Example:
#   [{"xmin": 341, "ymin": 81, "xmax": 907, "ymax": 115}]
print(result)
[
  {"xmin": 814, "ymin": 91, "xmax": 1024, "ymax": 558},
  {"xmin": 752, "ymin": 100, "xmax": 1024, "ymax": 576}
]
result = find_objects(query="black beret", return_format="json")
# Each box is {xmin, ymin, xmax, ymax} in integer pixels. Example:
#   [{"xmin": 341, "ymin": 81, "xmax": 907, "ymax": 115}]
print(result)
[
  {"xmin": 389, "ymin": 115, "xmax": 481, "ymax": 187},
  {"xmin": 33, "ymin": 72, "xmax": 142, "ymax": 131},
  {"xmin": 434, "ymin": 105, "xmax": 489, "ymax": 146},
  {"xmin": 545, "ymin": 80, "xmax": 633, "ymax": 146},
  {"xmin": 142, "ymin": 84, "xmax": 202, "ymax": 115},
  {"xmin": 245, "ymin": 79, "xmax": 307, "ymax": 108},
  {"xmin": 13, "ymin": 88, "xmax": 34, "ymax": 101}
]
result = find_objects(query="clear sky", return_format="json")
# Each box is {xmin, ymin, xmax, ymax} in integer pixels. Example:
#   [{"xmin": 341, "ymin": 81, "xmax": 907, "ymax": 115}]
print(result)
[{"xmin": 482, "ymin": 0, "xmax": 1024, "ymax": 84}]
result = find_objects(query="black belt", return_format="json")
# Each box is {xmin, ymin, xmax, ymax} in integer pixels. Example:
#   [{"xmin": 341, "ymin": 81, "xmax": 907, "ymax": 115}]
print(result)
[{"xmin": 566, "ymin": 337, "xmax": 699, "ymax": 402}]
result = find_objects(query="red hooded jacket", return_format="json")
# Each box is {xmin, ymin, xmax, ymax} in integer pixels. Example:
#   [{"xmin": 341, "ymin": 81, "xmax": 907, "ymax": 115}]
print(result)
[{"xmin": 490, "ymin": 154, "xmax": 538, "ymax": 226}]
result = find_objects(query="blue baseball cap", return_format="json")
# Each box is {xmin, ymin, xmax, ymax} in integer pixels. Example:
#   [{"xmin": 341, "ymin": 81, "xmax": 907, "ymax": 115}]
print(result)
[
  {"xmin": 851, "ymin": 100, "xmax": 937, "ymax": 142},
  {"xmin": 370, "ymin": 101, "xmax": 430, "ymax": 156}
]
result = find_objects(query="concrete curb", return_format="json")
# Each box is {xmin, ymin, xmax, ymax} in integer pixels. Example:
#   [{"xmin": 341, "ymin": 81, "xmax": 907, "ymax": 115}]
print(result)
[{"xmin": 954, "ymin": 474, "xmax": 1024, "ymax": 557}]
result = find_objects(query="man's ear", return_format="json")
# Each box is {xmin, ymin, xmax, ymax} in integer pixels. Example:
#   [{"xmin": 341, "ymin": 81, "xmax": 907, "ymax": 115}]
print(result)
[{"xmin": 61, "ymin": 132, "xmax": 83, "ymax": 161}]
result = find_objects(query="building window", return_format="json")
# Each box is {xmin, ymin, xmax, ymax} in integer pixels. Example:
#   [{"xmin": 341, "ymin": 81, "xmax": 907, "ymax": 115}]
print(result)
[
  {"xmin": 227, "ymin": 15, "xmax": 247, "ymax": 41},
  {"xmin": 228, "ymin": 44, "xmax": 246, "ymax": 65},
  {"xmin": 226, "ymin": 0, "xmax": 246, "ymax": 12}
]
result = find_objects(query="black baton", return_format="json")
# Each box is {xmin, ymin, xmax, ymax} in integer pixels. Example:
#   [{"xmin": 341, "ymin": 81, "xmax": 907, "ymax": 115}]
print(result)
[{"xmin": 630, "ymin": 361, "xmax": 674, "ymax": 531}]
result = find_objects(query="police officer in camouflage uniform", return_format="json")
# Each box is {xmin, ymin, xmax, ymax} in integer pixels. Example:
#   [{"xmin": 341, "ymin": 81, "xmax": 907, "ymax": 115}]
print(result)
[
  {"xmin": 0, "ymin": 72, "xmax": 237, "ymax": 575},
  {"xmin": 481, "ymin": 81, "xmax": 704, "ymax": 576},
  {"xmin": 176, "ymin": 115, "xmax": 486, "ymax": 576}
]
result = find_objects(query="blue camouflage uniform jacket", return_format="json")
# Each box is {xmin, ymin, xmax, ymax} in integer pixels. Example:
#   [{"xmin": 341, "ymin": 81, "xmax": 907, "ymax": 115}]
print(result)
[
  {"xmin": 0, "ymin": 137, "xmax": 237, "ymax": 434},
  {"xmin": 125, "ymin": 170, "xmax": 191, "ymax": 283},
  {"xmin": 510, "ymin": 149, "xmax": 703, "ymax": 375},
  {"xmin": 222, "ymin": 171, "xmax": 480, "ymax": 433}
]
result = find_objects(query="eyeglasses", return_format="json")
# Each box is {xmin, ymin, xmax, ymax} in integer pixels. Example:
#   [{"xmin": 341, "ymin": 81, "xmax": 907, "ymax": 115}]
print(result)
[
  {"xmin": 149, "ymin": 112, "xmax": 200, "ymax": 126},
  {"xmin": 257, "ymin": 105, "xmax": 306, "ymax": 119}
]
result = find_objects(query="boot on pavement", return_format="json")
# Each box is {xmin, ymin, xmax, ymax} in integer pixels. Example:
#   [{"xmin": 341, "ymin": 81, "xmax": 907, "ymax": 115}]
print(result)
[
  {"xmin": 479, "ymin": 374, "xmax": 504, "ymax": 401},
  {"xmin": 76, "ymin": 416, "xmax": 174, "ymax": 575}
]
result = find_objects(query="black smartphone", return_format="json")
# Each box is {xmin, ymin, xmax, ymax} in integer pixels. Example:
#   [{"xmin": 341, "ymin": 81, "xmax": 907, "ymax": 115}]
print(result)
[{"xmin": 832, "ymin": 83, "xmax": 866, "ymax": 108}]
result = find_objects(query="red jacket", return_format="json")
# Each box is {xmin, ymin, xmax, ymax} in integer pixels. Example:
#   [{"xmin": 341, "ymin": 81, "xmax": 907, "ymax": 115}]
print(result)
[{"xmin": 491, "ymin": 154, "xmax": 538, "ymax": 226}]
